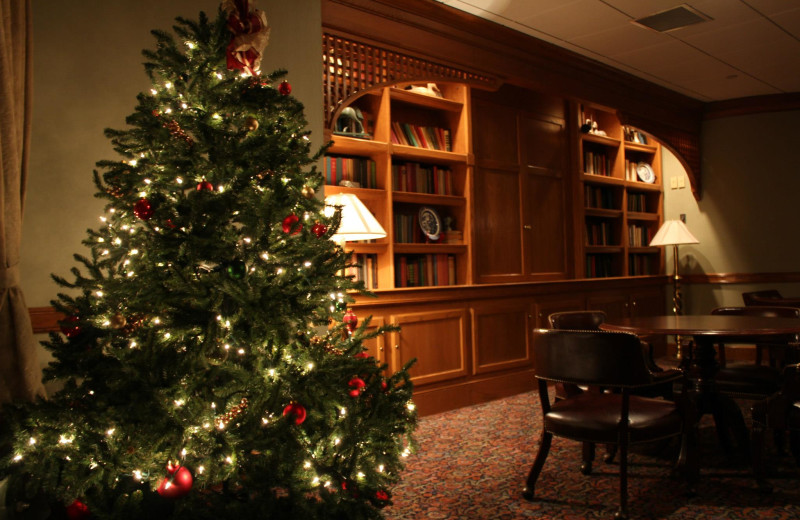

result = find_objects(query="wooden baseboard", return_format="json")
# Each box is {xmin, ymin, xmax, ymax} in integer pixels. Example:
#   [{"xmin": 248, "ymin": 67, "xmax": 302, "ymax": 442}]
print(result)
[{"xmin": 411, "ymin": 369, "xmax": 536, "ymax": 417}]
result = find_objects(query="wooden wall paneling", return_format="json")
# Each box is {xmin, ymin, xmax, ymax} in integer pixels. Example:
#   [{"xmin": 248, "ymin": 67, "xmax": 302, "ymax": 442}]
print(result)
[
  {"xmin": 389, "ymin": 307, "xmax": 469, "ymax": 386},
  {"xmin": 470, "ymin": 298, "xmax": 531, "ymax": 374},
  {"xmin": 532, "ymin": 295, "xmax": 586, "ymax": 329}
]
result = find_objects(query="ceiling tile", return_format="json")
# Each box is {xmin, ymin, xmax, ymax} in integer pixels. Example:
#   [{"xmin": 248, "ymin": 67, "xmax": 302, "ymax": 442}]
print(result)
[{"xmin": 570, "ymin": 23, "xmax": 666, "ymax": 56}]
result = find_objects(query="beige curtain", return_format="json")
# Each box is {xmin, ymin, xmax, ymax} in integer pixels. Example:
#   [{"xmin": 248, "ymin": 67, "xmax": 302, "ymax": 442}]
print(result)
[{"xmin": 0, "ymin": 0, "xmax": 44, "ymax": 402}]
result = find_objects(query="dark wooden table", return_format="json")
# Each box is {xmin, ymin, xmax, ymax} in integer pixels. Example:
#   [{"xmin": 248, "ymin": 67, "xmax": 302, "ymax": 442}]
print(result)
[{"xmin": 601, "ymin": 314, "xmax": 800, "ymax": 457}]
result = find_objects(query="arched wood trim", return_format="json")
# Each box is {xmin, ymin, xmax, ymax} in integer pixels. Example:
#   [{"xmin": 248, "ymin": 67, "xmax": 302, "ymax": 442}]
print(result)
[
  {"xmin": 322, "ymin": 31, "xmax": 500, "ymax": 129},
  {"xmin": 618, "ymin": 112, "xmax": 701, "ymax": 199}
]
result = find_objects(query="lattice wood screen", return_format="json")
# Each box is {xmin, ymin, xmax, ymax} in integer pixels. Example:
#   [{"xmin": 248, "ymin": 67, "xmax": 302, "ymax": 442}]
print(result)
[{"xmin": 322, "ymin": 32, "xmax": 499, "ymax": 129}]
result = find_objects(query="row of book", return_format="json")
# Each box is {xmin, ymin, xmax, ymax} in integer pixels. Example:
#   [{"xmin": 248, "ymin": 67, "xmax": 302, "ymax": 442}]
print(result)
[
  {"xmin": 395, "ymin": 254, "xmax": 456, "ymax": 287},
  {"xmin": 586, "ymin": 220, "xmax": 614, "ymax": 246},
  {"xmin": 624, "ymin": 159, "xmax": 644, "ymax": 182},
  {"xmin": 345, "ymin": 254, "xmax": 378, "ymax": 290},
  {"xmin": 325, "ymin": 155, "xmax": 378, "ymax": 188},
  {"xmin": 629, "ymin": 254, "xmax": 656, "ymax": 276},
  {"xmin": 390, "ymin": 121, "xmax": 452, "ymax": 151},
  {"xmin": 394, "ymin": 212, "xmax": 426, "ymax": 243},
  {"xmin": 584, "ymin": 185, "xmax": 617, "ymax": 209},
  {"xmin": 627, "ymin": 193, "xmax": 649, "ymax": 212},
  {"xmin": 391, "ymin": 162, "xmax": 454, "ymax": 195},
  {"xmin": 586, "ymin": 254, "xmax": 615, "ymax": 278},
  {"xmin": 628, "ymin": 224, "xmax": 653, "ymax": 247},
  {"xmin": 583, "ymin": 150, "xmax": 613, "ymax": 176}
]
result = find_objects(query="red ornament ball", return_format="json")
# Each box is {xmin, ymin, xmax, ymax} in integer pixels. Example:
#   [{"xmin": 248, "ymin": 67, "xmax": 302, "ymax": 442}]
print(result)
[
  {"xmin": 283, "ymin": 401, "xmax": 307, "ymax": 424},
  {"xmin": 278, "ymin": 80, "xmax": 292, "ymax": 95},
  {"xmin": 196, "ymin": 180, "xmax": 214, "ymax": 191},
  {"xmin": 311, "ymin": 222, "xmax": 328, "ymax": 238},
  {"xmin": 60, "ymin": 316, "xmax": 82, "ymax": 338},
  {"xmin": 348, "ymin": 377, "xmax": 366, "ymax": 397},
  {"xmin": 133, "ymin": 198, "xmax": 154, "ymax": 220},
  {"xmin": 354, "ymin": 351, "xmax": 371, "ymax": 359},
  {"xmin": 343, "ymin": 309, "xmax": 358, "ymax": 332},
  {"xmin": 157, "ymin": 464, "xmax": 193, "ymax": 499},
  {"xmin": 282, "ymin": 214, "xmax": 301, "ymax": 235},
  {"xmin": 65, "ymin": 499, "xmax": 90, "ymax": 520},
  {"xmin": 376, "ymin": 489, "xmax": 389, "ymax": 501}
]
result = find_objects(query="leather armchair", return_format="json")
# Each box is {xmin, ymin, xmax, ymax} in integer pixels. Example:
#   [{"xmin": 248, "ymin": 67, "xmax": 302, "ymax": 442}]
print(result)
[{"xmin": 523, "ymin": 329, "xmax": 698, "ymax": 520}]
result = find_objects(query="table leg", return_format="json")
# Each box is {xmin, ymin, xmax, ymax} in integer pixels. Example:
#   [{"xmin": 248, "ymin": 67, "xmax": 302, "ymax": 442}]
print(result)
[{"xmin": 686, "ymin": 337, "xmax": 750, "ymax": 457}]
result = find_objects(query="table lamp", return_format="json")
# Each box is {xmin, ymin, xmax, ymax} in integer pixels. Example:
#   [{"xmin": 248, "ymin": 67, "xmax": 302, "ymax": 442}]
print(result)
[
  {"xmin": 650, "ymin": 219, "xmax": 699, "ymax": 358},
  {"xmin": 324, "ymin": 192, "xmax": 386, "ymax": 247}
]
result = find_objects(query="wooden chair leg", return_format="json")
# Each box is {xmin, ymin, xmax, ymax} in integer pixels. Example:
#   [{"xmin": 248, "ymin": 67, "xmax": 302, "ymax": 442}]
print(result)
[
  {"xmin": 615, "ymin": 440, "xmax": 629, "ymax": 520},
  {"xmin": 751, "ymin": 420, "xmax": 773, "ymax": 493},
  {"xmin": 790, "ymin": 429, "xmax": 800, "ymax": 466},
  {"xmin": 581, "ymin": 441, "xmax": 595, "ymax": 475},
  {"xmin": 605, "ymin": 444, "xmax": 617, "ymax": 464},
  {"xmin": 523, "ymin": 431, "xmax": 552, "ymax": 501}
]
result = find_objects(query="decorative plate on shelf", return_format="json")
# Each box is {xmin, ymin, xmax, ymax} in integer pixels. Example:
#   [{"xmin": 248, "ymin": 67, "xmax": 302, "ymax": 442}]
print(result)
[
  {"xmin": 636, "ymin": 162, "xmax": 655, "ymax": 183},
  {"xmin": 418, "ymin": 206, "xmax": 441, "ymax": 241}
]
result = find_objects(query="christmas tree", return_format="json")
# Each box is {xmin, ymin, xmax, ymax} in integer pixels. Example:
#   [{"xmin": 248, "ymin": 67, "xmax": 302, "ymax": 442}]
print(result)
[{"xmin": 0, "ymin": 4, "xmax": 415, "ymax": 519}]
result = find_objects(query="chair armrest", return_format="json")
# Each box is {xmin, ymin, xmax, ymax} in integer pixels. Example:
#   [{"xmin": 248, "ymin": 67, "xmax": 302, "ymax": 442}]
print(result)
[{"xmin": 651, "ymin": 368, "xmax": 682, "ymax": 384}]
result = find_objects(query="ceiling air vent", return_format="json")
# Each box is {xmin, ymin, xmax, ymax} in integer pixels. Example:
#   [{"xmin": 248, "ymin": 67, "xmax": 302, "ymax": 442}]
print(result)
[{"xmin": 632, "ymin": 4, "xmax": 712, "ymax": 33}]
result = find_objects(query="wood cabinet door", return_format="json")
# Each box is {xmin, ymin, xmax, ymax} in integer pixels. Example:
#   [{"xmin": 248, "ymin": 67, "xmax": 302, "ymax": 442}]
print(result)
[
  {"xmin": 520, "ymin": 112, "xmax": 569, "ymax": 279},
  {"xmin": 473, "ymin": 165, "xmax": 525, "ymax": 283},
  {"xmin": 586, "ymin": 291, "xmax": 631, "ymax": 322},
  {"xmin": 359, "ymin": 316, "xmax": 387, "ymax": 364},
  {"xmin": 389, "ymin": 308, "xmax": 469, "ymax": 387},
  {"xmin": 472, "ymin": 98, "xmax": 525, "ymax": 283},
  {"xmin": 630, "ymin": 286, "xmax": 666, "ymax": 317},
  {"xmin": 471, "ymin": 299, "xmax": 532, "ymax": 374}
]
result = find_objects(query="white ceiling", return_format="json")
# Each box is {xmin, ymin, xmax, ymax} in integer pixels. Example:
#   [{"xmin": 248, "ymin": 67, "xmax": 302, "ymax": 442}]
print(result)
[{"xmin": 434, "ymin": 0, "xmax": 800, "ymax": 102}]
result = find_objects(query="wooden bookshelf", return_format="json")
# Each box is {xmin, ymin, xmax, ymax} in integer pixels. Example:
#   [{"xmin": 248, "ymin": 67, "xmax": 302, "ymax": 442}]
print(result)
[
  {"xmin": 578, "ymin": 104, "xmax": 664, "ymax": 278},
  {"xmin": 325, "ymin": 83, "xmax": 472, "ymax": 289}
]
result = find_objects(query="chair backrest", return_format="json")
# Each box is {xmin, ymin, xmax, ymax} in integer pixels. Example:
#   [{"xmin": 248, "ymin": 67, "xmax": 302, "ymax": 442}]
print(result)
[
  {"xmin": 548, "ymin": 310, "xmax": 606, "ymax": 330},
  {"xmin": 533, "ymin": 329, "xmax": 654, "ymax": 388},
  {"xmin": 712, "ymin": 306, "xmax": 800, "ymax": 319},
  {"xmin": 743, "ymin": 290, "xmax": 783, "ymax": 306}
]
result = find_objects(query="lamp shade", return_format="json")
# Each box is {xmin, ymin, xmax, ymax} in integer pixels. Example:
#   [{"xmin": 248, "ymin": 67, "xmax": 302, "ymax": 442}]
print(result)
[
  {"xmin": 649, "ymin": 219, "xmax": 699, "ymax": 247},
  {"xmin": 324, "ymin": 193, "xmax": 387, "ymax": 242}
]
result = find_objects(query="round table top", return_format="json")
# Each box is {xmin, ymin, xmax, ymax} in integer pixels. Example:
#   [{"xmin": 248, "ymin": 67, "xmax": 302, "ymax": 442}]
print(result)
[{"xmin": 600, "ymin": 314, "xmax": 800, "ymax": 337}]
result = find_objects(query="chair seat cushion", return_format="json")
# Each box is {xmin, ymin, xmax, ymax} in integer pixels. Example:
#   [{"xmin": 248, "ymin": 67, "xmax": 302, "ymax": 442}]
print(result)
[
  {"xmin": 544, "ymin": 393, "xmax": 682, "ymax": 444},
  {"xmin": 716, "ymin": 364, "xmax": 781, "ymax": 397}
]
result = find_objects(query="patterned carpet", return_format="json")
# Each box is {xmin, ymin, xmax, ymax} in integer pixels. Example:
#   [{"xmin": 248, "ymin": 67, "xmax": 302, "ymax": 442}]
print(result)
[{"xmin": 384, "ymin": 390, "xmax": 800, "ymax": 520}]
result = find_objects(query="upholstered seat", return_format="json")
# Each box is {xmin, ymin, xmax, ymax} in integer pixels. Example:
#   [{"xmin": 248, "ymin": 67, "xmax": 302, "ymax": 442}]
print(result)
[
  {"xmin": 523, "ymin": 329, "xmax": 697, "ymax": 520},
  {"xmin": 711, "ymin": 306, "xmax": 800, "ymax": 400},
  {"xmin": 545, "ymin": 392, "xmax": 683, "ymax": 444}
]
